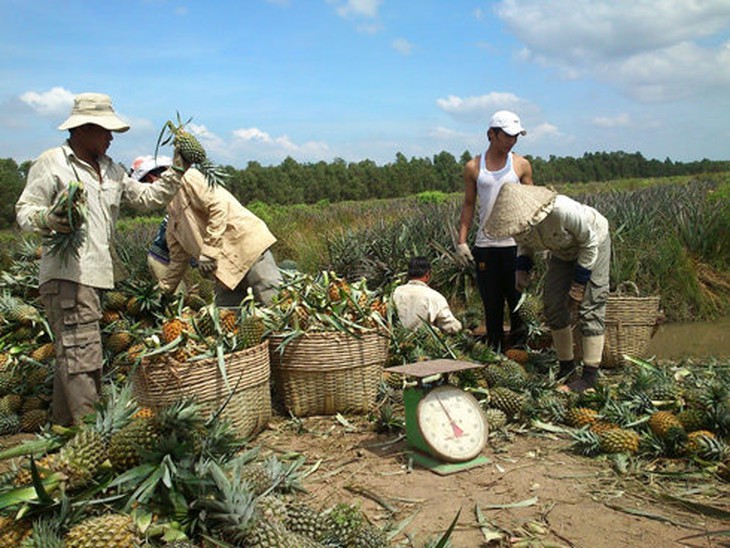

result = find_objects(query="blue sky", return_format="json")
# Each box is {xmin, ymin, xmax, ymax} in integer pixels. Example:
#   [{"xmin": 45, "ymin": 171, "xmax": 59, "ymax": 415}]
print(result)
[{"xmin": 1, "ymin": 0, "xmax": 729, "ymax": 169}]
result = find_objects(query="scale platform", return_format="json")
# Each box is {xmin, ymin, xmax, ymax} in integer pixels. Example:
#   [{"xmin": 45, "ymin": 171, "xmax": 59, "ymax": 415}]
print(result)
[{"xmin": 385, "ymin": 359, "xmax": 490, "ymax": 475}]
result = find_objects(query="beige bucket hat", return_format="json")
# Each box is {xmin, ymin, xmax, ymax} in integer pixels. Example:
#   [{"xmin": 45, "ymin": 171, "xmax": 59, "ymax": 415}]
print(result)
[
  {"xmin": 58, "ymin": 93, "xmax": 130, "ymax": 132},
  {"xmin": 484, "ymin": 183, "xmax": 557, "ymax": 238}
]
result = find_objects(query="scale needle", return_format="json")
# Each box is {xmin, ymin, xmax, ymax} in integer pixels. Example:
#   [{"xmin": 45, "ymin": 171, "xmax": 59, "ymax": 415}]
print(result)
[{"xmin": 435, "ymin": 394, "xmax": 464, "ymax": 438}]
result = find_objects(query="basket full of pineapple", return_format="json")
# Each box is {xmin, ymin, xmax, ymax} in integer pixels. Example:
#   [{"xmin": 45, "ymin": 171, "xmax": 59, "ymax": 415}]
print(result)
[
  {"xmin": 263, "ymin": 270, "xmax": 389, "ymax": 417},
  {"xmin": 131, "ymin": 299, "xmax": 272, "ymax": 439}
]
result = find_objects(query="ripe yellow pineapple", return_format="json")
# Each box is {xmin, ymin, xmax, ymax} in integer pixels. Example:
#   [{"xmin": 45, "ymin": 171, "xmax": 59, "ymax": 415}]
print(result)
[
  {"xmin": 564, "ymin": 407, "xmax": 599, "ymax": 428},
  {"xmin": 64, "ymin": 513, "xmax": 140, "ymax": 548},
  {"xmin": 220, "ymin": 308, "xmax": 238, "ymax": 334},
  {"xmin": 648, "ymin": 410, "xmax": 685, "ymax": 439},
  {"xmin": 0, "ymin": 516, "xmax": 32, "ymax": 545},
  {"xmin": 161, "ymin": 317, "xmax": 189, "ymax": 344},
  {"xmin": 599, "ymin": 428, "xmax": 640, "ymax": 454},
  {"xmin": 30, "ymin": 341, "xmax": 56, "ymax": 363},
  {"xmin": 504, "ymin": 348, "xmax": 529, "ymax": 365}
]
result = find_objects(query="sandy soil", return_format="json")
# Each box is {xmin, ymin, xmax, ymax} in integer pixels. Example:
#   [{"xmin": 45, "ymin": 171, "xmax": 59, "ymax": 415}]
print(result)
[{"xmin": 257, "ymin": 414, "xmax": 730, "ymax": 548}]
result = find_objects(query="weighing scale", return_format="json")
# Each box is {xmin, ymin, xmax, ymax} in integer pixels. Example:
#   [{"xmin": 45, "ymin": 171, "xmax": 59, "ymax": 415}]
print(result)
[{"xmin": 385, "ymin": 359, "xmax": 490, "ymax": 475}]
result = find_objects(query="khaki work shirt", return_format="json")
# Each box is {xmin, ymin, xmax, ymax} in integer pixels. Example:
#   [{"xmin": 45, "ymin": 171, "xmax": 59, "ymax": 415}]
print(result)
[
  {"xmin": 514, "ymin": 195, "xmax": 609, "ymax": 272},
  {"xmin": 15, "ymin": 144, "xmax": 182, "ymax": 289},
  {"xmin": 393, "ymin": 280, "xmax": 462, "ymax": 334},
  {"xmin": 161, "ymin": 168, "xmax": 277, "ymax": 291}
]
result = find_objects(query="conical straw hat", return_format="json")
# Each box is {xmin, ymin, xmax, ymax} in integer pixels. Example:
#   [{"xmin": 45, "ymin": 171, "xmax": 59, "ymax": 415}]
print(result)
[{"xmin": 484, "ymin": 184, "xmax": 557, "ymax": 238}]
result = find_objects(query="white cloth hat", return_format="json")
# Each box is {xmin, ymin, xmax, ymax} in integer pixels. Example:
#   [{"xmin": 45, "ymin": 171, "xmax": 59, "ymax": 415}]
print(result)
[
  {"xmin": 484, "ymin": 184, "xmax": 557, "ymax": 238},
  {"xmin": 58, "ymin": 92, "xmax": 130, "ymax": 132},
  {"xmin": 489, "ymin": 110, "xmax": 526, "ymax": 136},
  {"xmin": 131, "ymin": 155, "xmax": 172, "ymax": 181}
]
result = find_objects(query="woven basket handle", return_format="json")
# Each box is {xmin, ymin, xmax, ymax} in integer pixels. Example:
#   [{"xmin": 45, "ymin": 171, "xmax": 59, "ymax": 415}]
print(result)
[{"xmin": 615, "ymin": 281, "xmax": 640, "ymax": 296}]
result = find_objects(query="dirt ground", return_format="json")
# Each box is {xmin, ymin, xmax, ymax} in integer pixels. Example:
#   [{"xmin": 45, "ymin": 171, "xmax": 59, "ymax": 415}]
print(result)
[{"xmin": 257, "ymin": 413, "xmax": 730, "ymax": 548}]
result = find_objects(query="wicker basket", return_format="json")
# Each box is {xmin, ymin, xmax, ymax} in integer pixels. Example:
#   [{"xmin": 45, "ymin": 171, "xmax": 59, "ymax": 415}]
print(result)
[
  {"xmin": 269, "ymin": 331, "xmax": 388, "ymax": 417},
  {"xmin": 602, "ymin": 281, "xmax": 661, "ymax": 368},
  {"xmin": 132, "ymin": 341, "xmax": 271, "ymax": 439}
]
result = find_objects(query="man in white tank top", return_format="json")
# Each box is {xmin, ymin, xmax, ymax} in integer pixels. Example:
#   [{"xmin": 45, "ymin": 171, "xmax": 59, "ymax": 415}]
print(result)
[{"xmin": 457, "ymin": 110, "xmax": 533, "ymax": 350}]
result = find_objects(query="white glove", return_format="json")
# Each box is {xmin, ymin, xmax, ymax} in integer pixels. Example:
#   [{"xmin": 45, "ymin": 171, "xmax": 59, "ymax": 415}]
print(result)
[
  {"xmin": 515, "ymin": 270, "xmax": 531, "ymax": 292},
  {"xmin": 198, "ymin": 254, "xmax": 217, "ymax": 276},
  {"xmin": 41, "ymin": 209, "xmax": 72, "ymax": 233},
  {"xmin": 455, "ymin": 243, "xmax": 474, "ymax": 264}
]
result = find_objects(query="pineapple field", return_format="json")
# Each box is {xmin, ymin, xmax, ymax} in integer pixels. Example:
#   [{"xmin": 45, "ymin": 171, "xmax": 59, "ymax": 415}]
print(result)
[{"xmin": 0, "ymin": 174, "xmax": 728, "ymax": 546}]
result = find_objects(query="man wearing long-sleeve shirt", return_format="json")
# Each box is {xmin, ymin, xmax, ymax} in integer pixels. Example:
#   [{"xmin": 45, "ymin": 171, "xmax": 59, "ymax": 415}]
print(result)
[
  {"xmin": 393, "ymin": 256, "xmax": 462, "ymax": 335},
  {"xmin": 485, "ymin": 184, "xmax": 610, "ymax": 392},
  {"xmin": 15, "ymin": 93, "xmax": 187, "ymax": 425},
  {"xmin": 157, "ymin": 167, "xmax": 282, "ymax": 307}
]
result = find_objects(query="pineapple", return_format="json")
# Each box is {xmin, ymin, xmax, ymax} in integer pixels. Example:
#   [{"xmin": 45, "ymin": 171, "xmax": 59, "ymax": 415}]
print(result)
[
  {"xmin": 220, "ymin": 308, "xmax": 238, "ymax": 334},
  {"xmin": 161, "ymin": 317, "xmax": 189, "ymax": 345},
  {"xmin": 677, "ymin": 408, "xmax": 709, "ymax": 433},
  {"xmin": 57, "ymin": 427, "xmax": 108, "ymax": 490},
  {"xmin": 684, "ymin": 430, "xmax": 727, "ymax": 461},
  {"xmin": 484, "ymin": 407, "xmax": 507, "ymax": 431},
  {"xmin": 563, "ymin": 407, "xmax": 599, "ymax": 428},
  {"xmin": 483, "ymin": 361, "xmax": 527, "ymax": 390},
  {"xmin": 488, "ymin": 387, "xmax": 526, "ymax": 420},
  {"xmin": 598, "ymin": 428, "xmax": 640, "ymax": 454},
  {"xmin": 156, "ymin": 113, "xmax": 226, "ymax": 187},
  {"xmin": 104, "ymin": 290, "xmax": 128, "ymax": 311},
  {"xmin": 13, "ymin": 453, "xmax": 58, "ymax": 487},
  {"xmin": 647, "ymin": 410, "xmax": 686, "ymax": 440},
  {"xmin": 240, "ymin": 462, "xmax": 274, "ymax": 496},
  {"xmin": 240, "ymin": 314, "xmax": 265, "ymax": 348},
  {"xmin": 589, "ymin": 420, "xmax": 620, "ymax": 435},
  {"xmin": 504, "ymin": 348, "xmax": 529, "ymax": 365},
  {"xmin": 285, "ymin": 501, "xmax": 328, "ymax": 542},
  {"xmin": 20, "ymin": 408, "xmax": 48, "ymax": 432},
  {"xmin": 0, "ymin": 412, "xmax": 21, "ymax": 435},
  {"xmin": 108, "ymin": 417, "xmax": 160, "ymax": 472},
  {"xmin": 0, "ymin": 516, "xmax": 33, "ymax": 546},
  {"xmin": 256, "ymin": 494, "xmax": 289, "ymax": 526},
  {"xmin": 29, "ymin": 342, "xmax": 55, "ymax": 363},
  {"xmin": 64, "ymin": 513, "xmax": 140, "ymax": 548},
  {"xmin": 0, "ymin": 393, "xmax": 22, "ymax": 414},
  {"xmin": 44, "ymin": 180, "xmax": 87, "ymax": 266}
]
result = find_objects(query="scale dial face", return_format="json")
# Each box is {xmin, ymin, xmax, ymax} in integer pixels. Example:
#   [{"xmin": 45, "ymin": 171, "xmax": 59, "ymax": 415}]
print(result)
[{"xmin": 416, "ymin": 385, "xmax": 488, "ymax": 463}]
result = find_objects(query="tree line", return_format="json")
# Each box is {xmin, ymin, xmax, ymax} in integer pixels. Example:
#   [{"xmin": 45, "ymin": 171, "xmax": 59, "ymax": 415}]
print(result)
[{"xmin": 0, "ymin": 151, "xmax": 727, "ymax": 228}]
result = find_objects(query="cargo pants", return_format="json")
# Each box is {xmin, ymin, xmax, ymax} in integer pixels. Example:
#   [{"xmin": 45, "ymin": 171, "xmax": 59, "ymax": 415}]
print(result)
[
  {"xmin": 542, "ymin": 235, "xmax": 611, "ymax": 337},
  {"xmin": 40, "ymin": 280, "xmax": 103, "ymax": 426}
]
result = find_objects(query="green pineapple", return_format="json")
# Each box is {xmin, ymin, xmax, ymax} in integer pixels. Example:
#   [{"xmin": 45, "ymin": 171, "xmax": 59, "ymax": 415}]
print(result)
[
  {"xmin": 104, "ymin": 290, "xmax": 129, "ymax": 311},
  {"xmin": 44, "ymin": 180, "xmax": 87, "ymax": 266},
  {"xmin": 0, "ymin": 393, "xmax": 22, "ymax": 414},
  {"xmin": 488, "ymin": 387, "xmax": 526, "ymax": 420},
  {"xmin": 285, "ymin": 501, "xmax": 328, "ymax": 542},
  {"xmin": 108, "ymin": 417, "xmax": 160, "ymax": 472},
  {"xmin": 483, "ymin": 407, "xmax": 507, "ymax": 431},
  {"xmin": 677, "ymin": 408, "xmax": 709, "ymax": 433},
  {"xmin": 255, "ymin": 494, "xmax": 289, "ymax": 526},
  {"xmin": 57, "ymin": 427, "xmax": 107, "ymax": 490},
  {"xmin": 483, "ymin": 361, "xmax": 527, "ymax": 390},
  {"xmin": 156, "ymin": 113, "xmax": 226, "ymax": 187},
  {"xmin": 0, "ymin": 412, "xmax": 21, "ymax": 435},
  {"xmin": 64, "ymin": 513, "xmax": 140, "ymax": 548},
  {"xmin": 241, "ymin": 314, "xmax": 266, "ymax": 348}
]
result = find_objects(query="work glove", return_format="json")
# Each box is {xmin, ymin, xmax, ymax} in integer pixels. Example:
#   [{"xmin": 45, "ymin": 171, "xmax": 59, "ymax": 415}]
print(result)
[
  {"xmin": 172, "ymin": 147, "xmax": 190, "ymax": 173},
  {"xmin": 41, "ymin": 209, "xmax": 72, "ymax": 233},
  {"xmin": 568, "ymin": 282, "xmax": 586, "ymax": 322},
  {"xmin": 455, "ymin": 243, "xmax": 474, "ymax": 265},
  {"xmin": 515, "ymin": 270, "xmax": 531, "ymax": 292},
  {"xmin": 198, "ymin": 254, "xmax": 217, "ymax": 276}
]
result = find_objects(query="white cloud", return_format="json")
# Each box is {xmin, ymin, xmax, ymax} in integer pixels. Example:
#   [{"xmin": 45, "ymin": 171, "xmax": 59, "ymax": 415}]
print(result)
[
  {"xmin": 436, "ymin": 92, "xmax": 533, "ymax": 122},
  {"xmin": 494, "ymin": 0, "xmax": 730, "ymax": 101},
  {"xmin": 428, "ymin": 126, "xmax": 468, "ymax": 139},
  {"xmin": 527, "ymin": 122, "xmax": 561, "ymax": 139},
  {"xmin": 19, "ymin": 87, "xmax": 74, "ymax": 117},
  {"xmin": 231, "ymin": 126, "xmax": 329, "ymax": 161},
  {"xmin": 392, "ymin": 38, "xmax": 413, "ymax": 55},
  {"xmin": 330, "ymin": 0, "xmax": 382, "ymax": 19},
  {"xmin": 593, "ymin": 113, "xmax": 631, "ymax": 128}
]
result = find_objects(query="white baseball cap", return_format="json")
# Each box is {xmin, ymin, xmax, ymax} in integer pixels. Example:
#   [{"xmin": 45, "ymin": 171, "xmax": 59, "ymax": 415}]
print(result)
[
  {"xmin": 131, "ymin": 155, "xmax": 172, "ymax": 181},
  {"xmin": 489, "ymin": 110, "xmax": 526, "ymax": 136}
]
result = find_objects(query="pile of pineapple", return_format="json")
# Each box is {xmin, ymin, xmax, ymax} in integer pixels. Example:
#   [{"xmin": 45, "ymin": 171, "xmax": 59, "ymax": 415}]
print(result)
[
  {"xmin": 261, "ymin": 270, "xmax": 388, "ymax": 340},
  {"xmin": 0, "ymin": 387, "xmax": 393, "ymax": 547}
]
